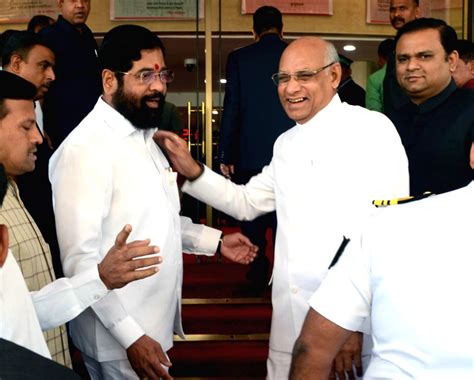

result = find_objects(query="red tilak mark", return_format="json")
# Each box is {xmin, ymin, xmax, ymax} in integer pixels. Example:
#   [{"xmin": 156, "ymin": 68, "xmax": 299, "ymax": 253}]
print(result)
[{"xmin": 154, "ymin": 64, "xmax": 160, "ymax": 71}]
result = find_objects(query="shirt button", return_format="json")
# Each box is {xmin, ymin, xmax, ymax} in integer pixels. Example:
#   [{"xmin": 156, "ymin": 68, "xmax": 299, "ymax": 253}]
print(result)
[
  {"xmin": 290, "ymin": 286, "xmax": 298, "ymax": 294},
  {"xmin": 94, "ymin": 294, "xmax": 100, "ymax": 300}
]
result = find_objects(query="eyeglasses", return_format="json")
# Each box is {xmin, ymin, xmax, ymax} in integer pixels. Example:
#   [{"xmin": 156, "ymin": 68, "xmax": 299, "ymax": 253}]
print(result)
[
  {"xmin": 271, "ymin": 62, "xmax": 336, "ymax": 86},
  {"xmin": 116, "ymin": 69, "xmax": 175, "ymax": 85}
]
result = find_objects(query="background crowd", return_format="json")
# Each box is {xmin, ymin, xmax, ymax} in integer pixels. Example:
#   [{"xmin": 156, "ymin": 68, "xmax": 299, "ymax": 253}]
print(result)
[{"xmin": 0, "ymin": 0, "xmax": 472, "ymax": 379}]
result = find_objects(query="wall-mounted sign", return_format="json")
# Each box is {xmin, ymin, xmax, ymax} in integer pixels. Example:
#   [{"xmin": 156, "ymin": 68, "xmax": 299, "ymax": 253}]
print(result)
[
  {"xmin": 111, "ymin": 0, "xmax": 204, "ymax": 20},
  {"xmin": 242, "ymin": 0, "xmax": 333, "ymax": 15},
  {"xmin": 0, "ymin": 0, "xmax": 57, "ymax": 24}
]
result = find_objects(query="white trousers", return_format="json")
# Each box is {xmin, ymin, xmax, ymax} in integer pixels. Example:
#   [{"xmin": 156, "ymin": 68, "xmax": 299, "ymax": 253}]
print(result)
[{"xmin": 82, "ymin": 353, "xmax": 139, "ymax": 380}]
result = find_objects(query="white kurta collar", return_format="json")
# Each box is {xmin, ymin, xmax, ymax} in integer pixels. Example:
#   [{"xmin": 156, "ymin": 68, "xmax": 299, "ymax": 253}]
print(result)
[{"xmin": 296, "ymin": 94, "xmax": 342, "ymax": 131}]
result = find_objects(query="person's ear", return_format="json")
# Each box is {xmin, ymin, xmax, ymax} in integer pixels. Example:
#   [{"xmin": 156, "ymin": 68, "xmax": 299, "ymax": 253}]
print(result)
[
  {"xmin": 252, "ymin": 29, "xmax": 258, "ymax": 41},
  {"xmin": 330, "ymin": 63, "xmax": 342, "ymax": 89},
  {"xmin": 102, "ymin": 69, "xmax": 118, "ymax": 96},
  {"xmin": 8, "ymin": 54, "xmax": 23, "ymax": 75},
  {"xmin": 448, "ymin": 50, "xmax": 459, "ymax": 73},
  {"xmin": 0, "ymin": 224, "xmax": 9, "ymax": 268}
]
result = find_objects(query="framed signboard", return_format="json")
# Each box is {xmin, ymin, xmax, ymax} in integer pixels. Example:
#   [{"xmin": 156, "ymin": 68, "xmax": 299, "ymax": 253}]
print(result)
[
  {"xmin": 110, "ymin": 0, "xmax": 204, "ymax": 20},
  {"xmin": 241, "ymin": 0, "xmax": 333, "ymax": 15},
  {"xmin": 0, "ymin": 0, "xmax": 57, "ymax": 24}
]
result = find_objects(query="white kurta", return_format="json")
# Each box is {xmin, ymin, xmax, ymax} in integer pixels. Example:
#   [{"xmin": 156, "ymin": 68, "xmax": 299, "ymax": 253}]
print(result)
[
  {"xmin": 183, "ymin": 95, "xmax": 409, "ymax": 353},
  {"xmin": 0, "ymin": 248, "xmax": 109, "ymax": 358},
  {"xmin": 49, "ymin": 98, "xmax": 221, "ymax": 362},
  {"xmin": 310, "ymin": 182, "xmax": 474, "ymax": 379}
]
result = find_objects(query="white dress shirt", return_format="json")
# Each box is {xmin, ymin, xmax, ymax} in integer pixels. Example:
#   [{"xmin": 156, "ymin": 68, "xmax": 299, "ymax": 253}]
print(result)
[
  {"xmin": 310, "ymin": 182, "xmax": 474, "ymax": 379},
  {"xmin": 35, "ymin": 100, "xmax": 44, "ymax": 134},
  {"xmin": 0, "ymin": 250, "xmax": 107, "ymax": 359},
  {"xmin": 0, "ymin": 251, "xmax": 51, "ymax": 359},
  {"xmin": 183, "ymin": 94, "xmax": 409, "ymax": 354},
  {"xmin": 49, "ymin": 97, "xmax": 221, "ymax": 362}
]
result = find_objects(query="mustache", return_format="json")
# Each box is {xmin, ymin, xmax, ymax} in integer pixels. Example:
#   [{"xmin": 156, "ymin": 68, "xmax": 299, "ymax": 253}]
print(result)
[
  {"xmin": 142, "ymin": 92, "xmax": 165, "ymax": 102},
  {"xmin": 392, "ymin": 17, "xmax": 405, "ymax": 23}
]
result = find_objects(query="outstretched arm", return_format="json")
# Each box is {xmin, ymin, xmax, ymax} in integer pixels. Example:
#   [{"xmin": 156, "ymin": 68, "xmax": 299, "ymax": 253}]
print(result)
[
  {"xmin": 154, "ymin": 130, "xmax": 203, "ymax": 180},
  {"xmin": 156, "ymin": 131, "xmax": 276, "ymax": 223},
  {"xmin": 32, "ymin": 224, "xmax": 162, "ymax": 331}
]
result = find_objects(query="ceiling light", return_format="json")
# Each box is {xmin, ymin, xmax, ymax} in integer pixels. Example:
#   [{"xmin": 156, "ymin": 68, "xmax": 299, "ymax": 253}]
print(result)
[{"xmin": 343, "ymin": 45, "xmax": 356, "ymax": 52}]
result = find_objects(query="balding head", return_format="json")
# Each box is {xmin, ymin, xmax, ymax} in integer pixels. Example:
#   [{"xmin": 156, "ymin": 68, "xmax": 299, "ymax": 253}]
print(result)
[{"xmin": 276, "ymin": 37, "xmax": 341, "ymax": 124}]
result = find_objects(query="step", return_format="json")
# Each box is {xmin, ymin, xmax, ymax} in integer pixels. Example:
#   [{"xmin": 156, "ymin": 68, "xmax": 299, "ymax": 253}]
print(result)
[
  {"xmin": 182, "ymin": 298, "xmax": 272, "ymax": 334},
  {"xmin": 169, "ymin": 339, "xmax": 268, "ymax": 378},
  {"xmin": 183, "ymin": 261, "xmax": 272, "ymax": 298}
]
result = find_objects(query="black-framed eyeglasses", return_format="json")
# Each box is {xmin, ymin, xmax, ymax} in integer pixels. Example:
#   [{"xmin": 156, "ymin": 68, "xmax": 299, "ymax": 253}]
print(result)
[
  {"xmin": 271, "ymin": 62, "xmax": 336, "ymax": 86},
  {"xmin": 116, "ymin": 69, "xmax": 175, "ymax": 85}
]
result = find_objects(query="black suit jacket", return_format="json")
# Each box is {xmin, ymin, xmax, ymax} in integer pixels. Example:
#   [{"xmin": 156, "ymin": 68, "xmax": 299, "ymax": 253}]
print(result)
[
  {"xmin": 0, "ymin": 339, "xmax": 80, "ymax": 379},
  {"xmin": 40, "ymin": 16, "xmax": 102, "ymax": 147},
  {"xmin": 218, "ymin": 34, "xmax": 293, "ymax": 172},
  {"xmin": 338, "ymin": 77, "xmax": 366, "ymax": 107}
]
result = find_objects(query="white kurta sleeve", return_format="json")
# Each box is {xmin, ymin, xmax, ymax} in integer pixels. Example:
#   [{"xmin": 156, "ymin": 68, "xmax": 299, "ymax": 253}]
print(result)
[
  {"xmin": 50, "ymin": 142, "xmax": 145, "ymax": 349},
  {"xmin": 31, "ymin": 266, "xmax": 108, "ymax": 331},
  {"xmin": 308, "ymin": 234, "xmax": 372, "ymax": 333},
  {"xmin": 180, "ymin": 216, "xmax": 221, "ymax": 256},
  {"xmin": 182, "ymin": 164, "xmax": 276, "ymax": 221}
]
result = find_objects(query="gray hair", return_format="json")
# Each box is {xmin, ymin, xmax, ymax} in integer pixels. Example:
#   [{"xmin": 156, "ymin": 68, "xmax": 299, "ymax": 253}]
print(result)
[{"xmin": 324, "ymin": 41, "xmax": 339, "ymax": 66}]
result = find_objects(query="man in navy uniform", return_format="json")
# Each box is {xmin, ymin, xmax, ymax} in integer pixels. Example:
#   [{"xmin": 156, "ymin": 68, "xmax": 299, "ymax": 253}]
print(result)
[{"xmin": 290, "ymin": 182, "xmax": 474, "ymax": 379}]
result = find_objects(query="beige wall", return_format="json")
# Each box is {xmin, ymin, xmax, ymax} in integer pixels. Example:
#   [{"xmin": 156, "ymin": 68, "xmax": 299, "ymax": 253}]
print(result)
[{"xmin": 1, "ymin": 0, "xmax": 395, "ymax": 36}]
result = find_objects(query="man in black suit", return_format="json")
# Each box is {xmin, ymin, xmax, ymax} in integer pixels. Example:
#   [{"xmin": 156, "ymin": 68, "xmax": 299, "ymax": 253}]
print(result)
[
  {"xmin": 40, "ymin": 0, "xmax": 101, "ymax": 148},
  {"xmin": 218, "ymin": 6, "xmax": 293, "ymax": 293},
  {"xmin": 383, "ymin": 0, "xmax": 420, "ymax": 118},
  {"xmin": 337, "ymin": 54, "xmax": 366, "ymax": 107}
]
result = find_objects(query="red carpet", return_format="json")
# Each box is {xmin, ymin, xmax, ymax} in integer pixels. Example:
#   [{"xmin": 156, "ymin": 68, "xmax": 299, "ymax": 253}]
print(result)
[{"xmin": 169, "ymin": 226, "xmax": 273, "ymax": 379}]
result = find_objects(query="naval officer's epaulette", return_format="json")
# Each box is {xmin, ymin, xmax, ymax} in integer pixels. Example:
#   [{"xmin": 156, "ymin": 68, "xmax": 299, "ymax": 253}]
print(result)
[{"xmin": 372, "ymin": 192, "xmax": 433, "ymax": 207}]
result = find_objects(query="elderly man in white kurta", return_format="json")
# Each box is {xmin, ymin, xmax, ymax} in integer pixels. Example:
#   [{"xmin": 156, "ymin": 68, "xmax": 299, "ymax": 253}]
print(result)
[{"xmin": 154, "ymin": 37, "xmax": 410, "ymax": 379}]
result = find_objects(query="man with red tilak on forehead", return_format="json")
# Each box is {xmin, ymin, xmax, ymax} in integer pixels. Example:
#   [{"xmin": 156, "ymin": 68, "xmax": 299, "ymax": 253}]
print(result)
[{"xmin": 50, "ymin": 25, "xmax": 258, "ymax": 380}]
